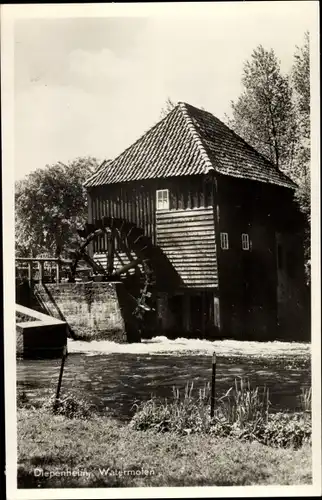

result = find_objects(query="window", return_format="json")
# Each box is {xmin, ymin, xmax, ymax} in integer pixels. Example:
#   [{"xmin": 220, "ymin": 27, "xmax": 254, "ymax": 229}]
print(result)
[
  {"xmin": 241, "ymin": 233, "xmax": 250, "ymax": 250},
  {"xmin": 220, "ymin": 232, "xmax": 229, "ymax": 250},
  {"xmin": 156, "ymin": 189, "xmax": 169, "ymax": 210}
]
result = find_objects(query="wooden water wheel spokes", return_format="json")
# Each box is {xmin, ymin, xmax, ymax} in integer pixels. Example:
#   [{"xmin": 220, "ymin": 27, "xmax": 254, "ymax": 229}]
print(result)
[{"xmin": 68, "ymin": 217, "xmax": 156, "ymax": 320}]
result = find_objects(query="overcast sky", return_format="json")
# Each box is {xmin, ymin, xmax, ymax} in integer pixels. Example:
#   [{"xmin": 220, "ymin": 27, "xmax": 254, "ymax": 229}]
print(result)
[{"xmin": 13, "ymin": 2, "xmax": 317, "ymax": 179}]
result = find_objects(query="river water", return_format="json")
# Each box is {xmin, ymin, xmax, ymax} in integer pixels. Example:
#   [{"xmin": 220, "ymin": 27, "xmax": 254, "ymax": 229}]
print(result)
[{"xmin": 17, "ymin": 337, "xmax": 311, "ymax": 420}]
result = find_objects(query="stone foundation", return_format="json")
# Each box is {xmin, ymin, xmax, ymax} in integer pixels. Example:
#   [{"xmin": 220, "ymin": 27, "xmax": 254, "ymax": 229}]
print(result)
[{"xmin": 33, "ymin": 282, "xmax": 127, "ymax": 342}]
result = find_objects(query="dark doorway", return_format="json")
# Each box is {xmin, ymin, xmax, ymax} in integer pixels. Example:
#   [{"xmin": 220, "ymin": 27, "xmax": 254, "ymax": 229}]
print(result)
[
  {"xmin": 190, "ymin": 294, "xmax": 203, "ymax": 336},
  {"xmin": 168, "ymin": 295, "xmax": 184, "ymax": 333}
]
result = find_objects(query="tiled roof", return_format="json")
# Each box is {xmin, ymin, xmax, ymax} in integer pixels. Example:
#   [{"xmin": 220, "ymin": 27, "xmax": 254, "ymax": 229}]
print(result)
[{"xmin": 84, "ymin": 102, "xmax": 296, "ymax": 189}]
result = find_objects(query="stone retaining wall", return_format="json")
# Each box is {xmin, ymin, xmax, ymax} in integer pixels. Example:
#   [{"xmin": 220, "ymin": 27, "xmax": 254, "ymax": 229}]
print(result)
[{"xmin": 33, "ymin": 282, "xmax": 127, "ymax": 342}]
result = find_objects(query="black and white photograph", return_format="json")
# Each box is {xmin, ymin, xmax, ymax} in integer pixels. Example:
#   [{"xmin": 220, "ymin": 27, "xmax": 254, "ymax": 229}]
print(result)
[{"xmin": 1, "ymin": 2, "xmax": 321, "ymax": 498}]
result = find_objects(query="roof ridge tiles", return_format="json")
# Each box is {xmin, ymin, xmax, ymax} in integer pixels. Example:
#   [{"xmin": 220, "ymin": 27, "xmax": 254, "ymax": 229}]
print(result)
[
  {"xmin": 180, "ymin": 102, "xmax": 297, "ymax": 188},
  {"xmin": 177, "ymin": 102, "xmax": 215, "ymax": 175}
]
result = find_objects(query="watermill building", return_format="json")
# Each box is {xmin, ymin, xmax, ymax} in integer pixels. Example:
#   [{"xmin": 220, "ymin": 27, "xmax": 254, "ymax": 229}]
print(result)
[{"xmin": 84, "ymin": 102, "xmax": 308, "ymax": 341}]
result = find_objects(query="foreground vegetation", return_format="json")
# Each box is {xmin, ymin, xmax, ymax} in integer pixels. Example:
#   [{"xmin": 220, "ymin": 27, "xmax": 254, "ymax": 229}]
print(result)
[
  {"xmin": 17, "ymin": 380, "xmax": 312, "ymax": 488},
  {"xmin": 18, "ymin": 408, "xmax": 311, "ymax": 488}
]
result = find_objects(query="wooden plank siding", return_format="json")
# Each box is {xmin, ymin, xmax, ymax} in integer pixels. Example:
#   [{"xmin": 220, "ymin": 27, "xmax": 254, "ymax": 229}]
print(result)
[
  {"xmin": 88, "ymin": 183, "xmax": 157, "ymax": 244},
  {"xmin": 87, "ymin": 174, "xmax": 218, "ymax": 289},
  {"xmin": 214, "ymin": 175, "xmax": 297, "ymax": 339},
  {"xmin": 156, "ymin": 208, "xmax": 218, "ymax": 288}
]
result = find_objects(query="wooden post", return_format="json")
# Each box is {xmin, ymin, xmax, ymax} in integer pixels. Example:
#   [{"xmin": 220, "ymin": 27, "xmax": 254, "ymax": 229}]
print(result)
[
  {"xmin": 56, "ymin": 261, "xmax": 60, "ymax": 283},
  {"xmin": 87, "ymin": 191, "xmax": 94, "ymax": 258},
  {"xmin": 53, "ymin": 345, "xmax": 68, "ymax": 413},
  {"xmin": 107, "ymin": 232, "xmax": 115, "ymax": 275},
  {"xmin": 27, "ymin": 262, "xmax": 32, "ymax": 284},
  {"xmin": 210, "ymin": 351, "xmax": 217, "ymax": 418},
  {"xmin": 38, "ymin": 260, "xmax": 44, "ymax": 283}
]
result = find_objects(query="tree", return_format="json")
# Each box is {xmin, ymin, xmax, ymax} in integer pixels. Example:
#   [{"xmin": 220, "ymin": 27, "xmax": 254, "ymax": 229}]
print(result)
[
  {"xmin": 15, "ymin": 156, "xmax": 101, "ymax": 258},
  {"xmin": 159, "ymin": 97, "xmax": 176, "ymax": 119},
  {"xmin": 292, "ymin": 31, "xmax": 310, "ymax": 201},
  {"xmin": 227, "ymin": 45, "xmax": 298, "ymax": 174},
  {"xmin": 293, "ymin": 31, "xmax": 310, "ymax": 141},
  {"xmin": 226, "ymin": 36, "xmax": 311, "ymax": 282},
  {"xmin": 292, "ymin": 32, "xmax": 310, "ymax": 280}
]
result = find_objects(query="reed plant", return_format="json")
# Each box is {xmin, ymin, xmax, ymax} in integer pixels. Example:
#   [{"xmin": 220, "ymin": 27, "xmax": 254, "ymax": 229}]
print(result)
[
  {"xmin": 131, "ymin": 381, "xmax": 212, "ymax": 434},
  {"xmin": 130, "ymin": 378, "xmax": 311, "ymax": 448},
  {"xmin": 130, "ymin": 378, "xmax": 270, "ymax": 435},
  {"xmin": 217, "ymin": 378, "xmax": 270, "ymax": 428},
  {"xmin": 299, "ymin": 387, "xmax": 311, "ymax": 413}
]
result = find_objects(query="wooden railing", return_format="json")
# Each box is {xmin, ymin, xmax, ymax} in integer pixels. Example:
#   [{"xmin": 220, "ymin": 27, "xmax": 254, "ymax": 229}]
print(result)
[{"xmin": 16, "ymin": 257, "xmax": 72, "ymax": 284}]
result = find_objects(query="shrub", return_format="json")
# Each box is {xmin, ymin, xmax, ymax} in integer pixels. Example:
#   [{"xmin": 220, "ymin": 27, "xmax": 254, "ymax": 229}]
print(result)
[
  {"xmin": 50, "ymin": 392, "xmax": 96, "ymax": 419},
  {"xmin": 259, "ymin": 412, "xmax": 311, "ymax": 449},
  {"xmin": 130, "ymin": 379, "xmax": 311, "ymax": 449},
  {"xmin": 211, "ymin": 412, "xmax": 311, "ymax": 449},
  {"xmin": 17, "ymin": 385, "xmax": 112, "ymax": 420},
  {"xmin": 130, "ymin": 382, "xmax": 212, "ymax": 434},
  {"xmin": 17, "ymin": 389, "xmax": 31, "ymax": 409},
  {"xmin": 17, "ymin": 391, "xmax": 96, "ymax": 419}
]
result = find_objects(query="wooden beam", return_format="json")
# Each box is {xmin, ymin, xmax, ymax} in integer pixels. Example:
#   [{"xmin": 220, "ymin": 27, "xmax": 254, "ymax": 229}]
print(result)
[
  {"xmin": 156, "ymin": 207, "xmax": 214, "ymax": 219},
  {"xmin": 55, "ymin": 262, "xmax": 60, "ymax": 283},
  {"xmin": 160, "ymin": 242, "xmax": 216, "ymax": 251},
  {"xmin": 38, "ymin": 261, "xmax": 44, "ymax": 283},
  {"xmin": 27, "ymin": 262, "xmax": 32, "ymax": 284},
  {"xmin": 114, "ymin": 250, "xmax": 125, "ymax": 266},
  {"xmin": 113, "ymin": 257, "xmax": 142, "ymax": 277},
  {"xmin": 107, "ymin": 232, "xmax": 115, "ymax": 275},
  {"xmin": 16, "ymin": 257, "xmax": 72, "ymax": 263},
  {"xmin": 87, "ymin": 190, "xmax": 93, "ymax": 223},
  {"xmin": 80, "ymin": 250, "xmax": 106, "ymax": 275},
  {"xmin": 157, "ymin": 230, "xmax": 216, "ymax": 239},
  {"xmin": 156, "ymin": 220, "xmax": 215, "ymax": 230}
]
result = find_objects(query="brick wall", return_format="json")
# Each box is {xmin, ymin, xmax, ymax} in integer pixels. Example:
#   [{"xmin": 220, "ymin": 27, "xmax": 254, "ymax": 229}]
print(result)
[{"xmin": 33, "ymin": 282, "xmax": 127, "ymax": 342}]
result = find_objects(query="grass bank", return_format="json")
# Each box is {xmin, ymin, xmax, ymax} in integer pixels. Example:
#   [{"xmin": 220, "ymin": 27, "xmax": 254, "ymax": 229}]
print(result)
[
  {"xmin": 18, "ymin": 408, "xmax": 311, "ymax": 488},
  {"xmin": 17, "ymin": 379, "xmax": 311, "ymax": 487}
]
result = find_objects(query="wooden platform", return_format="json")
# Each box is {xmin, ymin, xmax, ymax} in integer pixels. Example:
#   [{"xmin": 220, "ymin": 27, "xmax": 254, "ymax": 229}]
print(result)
[{"xmin": 16, "ymin": 304, "xmax": 67, "ymax": 359}]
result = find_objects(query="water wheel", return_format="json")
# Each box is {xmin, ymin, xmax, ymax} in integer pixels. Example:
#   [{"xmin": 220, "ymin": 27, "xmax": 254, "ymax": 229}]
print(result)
[{"xmin": 67, "ymin": 217, "xmax": 156, "ymax": 321}]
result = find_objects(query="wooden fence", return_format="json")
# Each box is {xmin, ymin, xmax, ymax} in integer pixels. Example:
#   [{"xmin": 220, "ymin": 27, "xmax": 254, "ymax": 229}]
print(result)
[{"xmin": 15, "ymin": 257, "xmax": 73, "ymax": 284}]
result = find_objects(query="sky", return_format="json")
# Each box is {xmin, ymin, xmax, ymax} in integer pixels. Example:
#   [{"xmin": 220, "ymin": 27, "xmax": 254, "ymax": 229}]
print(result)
[{"xmin": 13, "ymin": 2, "xmax": 318, "ymax": 180}]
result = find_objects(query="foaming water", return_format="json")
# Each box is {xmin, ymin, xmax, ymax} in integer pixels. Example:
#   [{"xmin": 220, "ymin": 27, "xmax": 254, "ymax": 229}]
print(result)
[{"xmin": 68, "ymin": 336, "xmax": 310, "ymax": 358}]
